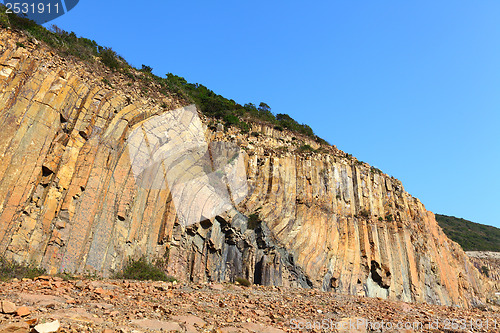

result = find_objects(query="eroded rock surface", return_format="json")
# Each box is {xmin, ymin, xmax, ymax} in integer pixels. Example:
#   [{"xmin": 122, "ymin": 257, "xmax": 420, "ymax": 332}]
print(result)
[
  {"xmin": 467, "ymin": 252, "xmax": 500, "ymax": 281},
  {"xmin": 0, "ymin": 28, "xmax": 496, "ymax": 308}
]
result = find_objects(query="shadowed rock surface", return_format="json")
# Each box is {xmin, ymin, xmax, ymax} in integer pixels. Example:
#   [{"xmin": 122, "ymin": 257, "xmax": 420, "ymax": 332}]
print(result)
[{"xmin": 0, "ymin": 28, "xmax": 497, "ymax": 308}]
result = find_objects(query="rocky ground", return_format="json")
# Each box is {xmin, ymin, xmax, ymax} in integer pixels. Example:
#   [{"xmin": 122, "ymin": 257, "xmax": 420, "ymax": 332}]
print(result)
[{"xmin": 0, "ymin": 277, "xmax": 499, "ymax": 333}]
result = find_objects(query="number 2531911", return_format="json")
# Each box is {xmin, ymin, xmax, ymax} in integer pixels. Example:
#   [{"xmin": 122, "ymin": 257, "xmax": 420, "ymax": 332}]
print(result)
[{"xmin": 5, "ymin": 2, "xmax": 60, "ymax": 14}]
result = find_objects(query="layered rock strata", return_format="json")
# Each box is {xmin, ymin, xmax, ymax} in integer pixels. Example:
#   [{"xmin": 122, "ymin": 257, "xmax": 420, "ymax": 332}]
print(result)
[{"xmin": 0, "ymin": 28, "xmax": 495, "ymax": 307}]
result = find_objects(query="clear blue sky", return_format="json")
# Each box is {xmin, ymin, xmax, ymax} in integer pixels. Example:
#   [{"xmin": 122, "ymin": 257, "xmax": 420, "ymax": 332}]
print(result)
[{"xmin": 48, "ymin": 1, "xmax": 500, "ymax": 228}]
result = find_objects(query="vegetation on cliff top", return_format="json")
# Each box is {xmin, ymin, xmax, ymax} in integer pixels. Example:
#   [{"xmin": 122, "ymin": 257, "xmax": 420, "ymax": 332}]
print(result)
[
  {"xmin": 0, "ymin": 7, "xmax": 328, "ymax": 144},
  {"xmin": 435, "ymin": 214, "xmax": 500, "ymax": 252}
]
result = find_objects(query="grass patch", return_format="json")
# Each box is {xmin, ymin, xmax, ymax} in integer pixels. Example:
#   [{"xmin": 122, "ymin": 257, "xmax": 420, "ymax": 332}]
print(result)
[
  {"xmin": 235, "ymin": 277, "xmax": 251, "ymax": 287},
  {"xmin": 55, "ymin": 272, "xmax": 79, "ymax": 281},
  {"xmin": 0, "ymin": 257, "xmax": 45, "ymax": 281},
  {"xmin": 113, "ymin": 257, "xmax": 176, "ymax": 282},
  {"xmin": 298, "ymin": 144, "xmax": 315, "ymax": 153}
]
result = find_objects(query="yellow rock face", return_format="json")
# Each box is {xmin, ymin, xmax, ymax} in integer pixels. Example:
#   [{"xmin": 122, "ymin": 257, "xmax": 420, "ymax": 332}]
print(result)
[{"xmin": 0, "ymin": 28, "xmax": 493, "ymax": 307}]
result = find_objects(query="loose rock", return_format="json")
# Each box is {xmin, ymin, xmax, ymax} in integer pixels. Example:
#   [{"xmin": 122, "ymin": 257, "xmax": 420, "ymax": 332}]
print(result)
[
  {"xmin": 1, "ymin": 300, "xmax": 17, "ymax": 314},
  {"xmin": 16, "ymin": 306, "xmax": 30, "ymax": 317},
  {"xmin": 34, "ymin": 320, "xmax": 60, "ymax": 333}
]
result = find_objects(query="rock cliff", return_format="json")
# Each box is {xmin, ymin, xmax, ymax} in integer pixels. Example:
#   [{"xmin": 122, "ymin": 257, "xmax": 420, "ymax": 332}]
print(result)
[
  {"xmin": 467, "ymin": 252, "xmax": 500, "ymax": 281},
  {"xmin": 0, "ymin": 28, "xmax": 495, "ymax": 307}
]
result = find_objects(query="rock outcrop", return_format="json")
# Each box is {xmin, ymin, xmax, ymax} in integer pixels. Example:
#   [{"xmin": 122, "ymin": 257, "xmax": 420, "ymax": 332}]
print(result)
[
  {"xmin": 0, "ymin": 28, "xmax": 495, "ymax": 307},
  {"xmin": 467, "ymin": 252, "xmax": 500, "ymax": 281}
]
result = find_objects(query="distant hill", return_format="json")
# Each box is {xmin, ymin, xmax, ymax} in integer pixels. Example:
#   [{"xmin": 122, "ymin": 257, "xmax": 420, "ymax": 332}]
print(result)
[{"xmin": 435, "ymin": 214, "xmax": 500, "ymax": 252}]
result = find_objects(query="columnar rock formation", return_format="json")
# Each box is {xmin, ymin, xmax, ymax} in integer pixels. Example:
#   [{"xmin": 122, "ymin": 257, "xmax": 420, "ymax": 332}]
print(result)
[
  {"xmin": 467, "ymin": 252, "xmax": 500, "ymax": 281},
  {"xmin": 0, "ymin": 28, "xmax": 495, "ymax": 307}
]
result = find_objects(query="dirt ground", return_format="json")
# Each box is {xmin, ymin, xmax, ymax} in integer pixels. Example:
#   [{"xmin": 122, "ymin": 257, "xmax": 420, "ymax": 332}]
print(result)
[{"xmin": 0, "ymin": 276, "xmax": 499, "ymax": 332}]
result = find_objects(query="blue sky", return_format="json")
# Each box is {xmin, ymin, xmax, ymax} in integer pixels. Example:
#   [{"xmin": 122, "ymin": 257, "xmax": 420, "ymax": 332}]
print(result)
[{"xmin": 48, "ymin": 1, "xmax": 499, "ymax": 228}]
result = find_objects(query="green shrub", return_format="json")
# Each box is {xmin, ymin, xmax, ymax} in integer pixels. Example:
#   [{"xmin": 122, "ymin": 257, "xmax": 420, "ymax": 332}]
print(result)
[
  {"xmin": 141, "ymin": 64, "xmax": 153, "ymax": 73},
  {"xmin": 99, "ymin": 47, "xmax": 121, "ymax": 70},
  {"xmin": 239, "ymin": 121, "xmax": 250, "ymax": 133},
  {"xmin": 480, "ymin": 265, "xmax": 490, "ymax": 278},
  {"xmin": 223, "ymin": 114, "xmax": 240, "ymax": 126},
  {"xmin": 122, "ymin": 68, "xmax": 135, "ymax": 80},
  {"xmin": 315, "ymin": 136, "xmax": 330, "ymax": 146},
  {"xmin": 359, "ymin": 209, "xmax": 370, "ymax": 218},
  {"xmin": 0, "ymin": 257, "xmax": 45, "ymax": 281},
  {"xmin": 298, "ymin": 144, "xmax": 315, "ymax": 153},
  {"xmin": 101, "ymin": 78, "xmax": 113, "ymax": 88},
  {"xmin": 0, "ymin": 7, "xmax": 9, "ymax": 28},
  {"xmin": 235, "ymin": 277, "xmax": 251, "ymax": 287},
  {"xmin": 275, "ymin": 113, "xmax": 314, "ymax": 137},
  {"xmin": 113, "ymin": 257, "xmax": 176, "ymax": 282},
  {"xmin": 247, "ymin": 213, "xmax": 261, "ymax": 230},
  {"xmin": 385, "ymin": 214, "xmax": 393, "ymax": 222}
]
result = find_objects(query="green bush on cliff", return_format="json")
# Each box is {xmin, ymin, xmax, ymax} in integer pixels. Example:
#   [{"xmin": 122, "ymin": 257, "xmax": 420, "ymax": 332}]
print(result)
[
  {"xmin": 248, "ymin": 213, "xmax": 261, "ymax": 230},
  {"xmin": 276, "ymin": 113, "xmax": 314, "ymax": 137},
  {"xmin": 0, "ymin": 257, "xmax": 45, "ymax": 281},
  {"xmin": 113, "ymin": 257, "xmax": 176, "ymax": 282},
  {"xmin": 141, "ymin": 64, "xmax": 153, "ymax": 73},
  {"xmin": 99, "ymin": 47, "xmax": 121, "ymax": 70},
  {"xmin": 298, "ymin": 144, "xmax": 315, "ymax": 153}
]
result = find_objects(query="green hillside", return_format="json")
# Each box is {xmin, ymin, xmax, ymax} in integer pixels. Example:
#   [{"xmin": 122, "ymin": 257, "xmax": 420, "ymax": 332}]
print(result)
[{"xmin": 435, "ymin": 214, "xmax": 500, "ymax": 252}]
